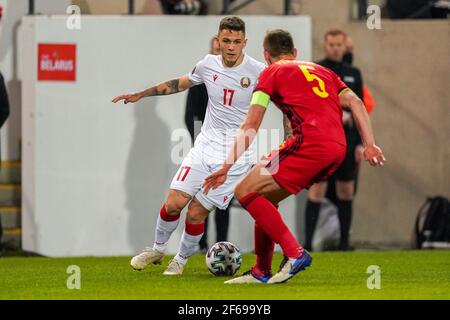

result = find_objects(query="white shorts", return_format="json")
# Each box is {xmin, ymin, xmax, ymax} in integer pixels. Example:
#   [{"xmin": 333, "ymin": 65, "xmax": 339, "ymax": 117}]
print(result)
[{"xmin": 170, "ymin": 144, "xmax": 252, "ymax": 211}]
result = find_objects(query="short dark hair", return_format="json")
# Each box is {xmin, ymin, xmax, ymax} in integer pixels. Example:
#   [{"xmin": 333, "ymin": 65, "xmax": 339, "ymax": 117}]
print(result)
[
  {"xmin": 324, "ymin": 29, "xmax": 347, "ymax": 40},
  {"xmin": 263, "ymin": 29, "xmax": 295, "ymax": 57},
  {"xmin": 219, "ymin": 16, "xmax": 245, "ymax": 34}
]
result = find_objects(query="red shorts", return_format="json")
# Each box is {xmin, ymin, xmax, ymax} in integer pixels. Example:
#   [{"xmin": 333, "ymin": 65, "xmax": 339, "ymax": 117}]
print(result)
[{"xmin": 263, "ymin": 136, "xmax": 346, "ymax": 195}]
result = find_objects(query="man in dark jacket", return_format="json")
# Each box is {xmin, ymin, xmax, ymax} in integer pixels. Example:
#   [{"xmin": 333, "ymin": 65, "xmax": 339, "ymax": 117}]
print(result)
[
  {"xmin": 184, "ymin": 38, "xmax": 230, "ymax": 252},
  {"xmin": 304, "ymin": 30, "xmax": 365, "ymax": 251},
  {"xmin": 0, "ymin": 71, "xmax": 11, "ymax": 245}
]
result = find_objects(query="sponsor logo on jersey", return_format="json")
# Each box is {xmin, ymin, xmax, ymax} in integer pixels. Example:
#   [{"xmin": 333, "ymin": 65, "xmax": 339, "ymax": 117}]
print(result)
[
  {"xmin": 213, "ymin": 74, "xmax": 218, "ymax": 82},
  {"xmin": 240, "ymin": 77, "xmax": 251, "ymax": 88},
  {"xmin": 343, "ymin": 76, "xmax": 355, "ymax": 83},
  {"xmin": 223, "ymin": 195, "xmax": 228, "ymax": 203}
]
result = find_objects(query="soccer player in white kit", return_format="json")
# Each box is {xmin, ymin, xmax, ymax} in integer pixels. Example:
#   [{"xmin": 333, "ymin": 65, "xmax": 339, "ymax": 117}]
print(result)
[{"xmin": 112, "ymin": 16, "xmax": 265, "ymax": 275}]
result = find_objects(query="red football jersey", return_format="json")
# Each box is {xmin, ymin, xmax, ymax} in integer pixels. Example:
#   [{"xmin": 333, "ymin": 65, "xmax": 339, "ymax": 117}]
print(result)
[{"xmin": 255, "ymin": 60, "xmax": 347, "ymax": 145}]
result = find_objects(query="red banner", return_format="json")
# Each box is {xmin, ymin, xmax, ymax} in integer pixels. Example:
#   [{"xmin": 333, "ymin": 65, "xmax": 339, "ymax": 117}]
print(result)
[{"xmin": 38, "ymin": 44, "xmax": 77, "ymax": 81}]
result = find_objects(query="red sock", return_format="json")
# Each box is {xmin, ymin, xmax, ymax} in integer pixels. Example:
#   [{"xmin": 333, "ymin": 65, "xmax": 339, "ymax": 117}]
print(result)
[
  {"xmin": 253, "ymin": 223, "xmax": 274, "ymax": 276},
  {"xmin": 185, "ymin": 221, "xmax": 205, "ymax": 236},
  {"xmin": 240, "ymin": 192, "xmax": 303, "ymax": 259},
  {"xmin": 160, "ymin": 205, "xmax": 179, "ymax": 222}
]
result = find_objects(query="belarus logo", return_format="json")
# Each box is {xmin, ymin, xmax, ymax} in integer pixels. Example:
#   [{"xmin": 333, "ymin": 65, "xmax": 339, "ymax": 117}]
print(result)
[
  {"xmin": 38, "ymin": 43, "xmax": 77, "ymax": 81},
  {"xmin": 240, "ymin": 77, "xmax": 251, "ymax": 88}
]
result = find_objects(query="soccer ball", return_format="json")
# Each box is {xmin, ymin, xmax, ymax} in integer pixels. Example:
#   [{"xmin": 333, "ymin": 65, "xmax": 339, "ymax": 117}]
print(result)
[{"xmin": 205, "ymin": 241, "xmax": 242, "ymax": 276}]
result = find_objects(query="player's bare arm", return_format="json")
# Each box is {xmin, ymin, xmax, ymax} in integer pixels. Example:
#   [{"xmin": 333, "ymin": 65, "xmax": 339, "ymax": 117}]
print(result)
[
  {"xmin": 283, "ymin": 114, "xmax": 294, "ymax": 140},
  {"xmin": 339, "ymin": 89, "xmax": 385, "ymax": 166},
  {"xmin": 111, "ymin": 75, "xmax": 193, "ymax": 104},
  {"xmin": 203, "ymin": 103, "xmax": 266, "ymax": 194}
]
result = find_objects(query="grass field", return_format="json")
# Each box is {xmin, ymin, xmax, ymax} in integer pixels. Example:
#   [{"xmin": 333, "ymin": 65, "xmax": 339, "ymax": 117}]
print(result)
[{"xmin": 0, "ymin": 250, "xmax": 449, "ymax": 300}]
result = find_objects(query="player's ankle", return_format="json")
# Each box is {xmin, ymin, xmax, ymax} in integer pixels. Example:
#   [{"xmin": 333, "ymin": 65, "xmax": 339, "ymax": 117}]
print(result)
[
  {"xmin": 252, "ymin": 266, "xmax": 271, "ymax": 277},
  {"xmin": 153, "ymin": 243, "xmax": 167, "ymax": 253}
]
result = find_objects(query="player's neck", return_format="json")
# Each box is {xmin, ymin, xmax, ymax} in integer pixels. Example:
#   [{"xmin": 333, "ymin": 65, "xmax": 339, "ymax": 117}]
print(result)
[
  {"xmin": 270, "ymin": 55, "xmax": 295, "ymax": 64},
  {"xmin": 279, "ymin": 55, "xmax": 295, "ymax": 60},
  {"xmin": 222, "ymin": 52, "xmax": 245, "ymax": 68}
]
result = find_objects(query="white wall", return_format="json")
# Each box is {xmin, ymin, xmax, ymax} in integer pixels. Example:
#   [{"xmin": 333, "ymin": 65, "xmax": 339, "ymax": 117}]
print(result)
[
  {"xmin": 0, "ymin": 0, "xmax": 70, "ymax": 160},
  {"xmin": 21, "ymin": 15, "xmax": 312, "ymax": 257}
]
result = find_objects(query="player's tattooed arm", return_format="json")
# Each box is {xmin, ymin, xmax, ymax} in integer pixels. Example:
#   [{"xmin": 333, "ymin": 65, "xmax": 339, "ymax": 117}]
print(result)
[
  {"xmin": 140, "ymin": 75, "xmax": 193, "ymax": 97},
  {"xmin": 283, "ymin": 114, "xmax": 294, "ymax": 140},
  {"xmin": 112, "ymin": 75, "xmax": 193, "ymax": 104}
]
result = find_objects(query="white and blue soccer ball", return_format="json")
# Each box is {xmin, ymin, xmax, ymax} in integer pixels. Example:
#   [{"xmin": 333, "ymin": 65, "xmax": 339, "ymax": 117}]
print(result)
[{"xmin": 206, "ymin": 241, "xmax": 242, "ymax": 276}]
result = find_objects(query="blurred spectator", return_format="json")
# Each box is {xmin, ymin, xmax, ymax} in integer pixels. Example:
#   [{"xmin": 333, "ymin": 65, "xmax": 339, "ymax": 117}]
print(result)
[
  {"xmin": 357, "ymin": 0, "xmax": 368, "ymax": 19},
  {"xmin": 184, "ymin": 37, "xmax": 230, "ymax": 253},
  {"xmin": 323, "ymin": 34, "xmax": 375, "ymax": 213},
  {"xmin": 160, "ymin": 0, "xmax": 208, "ymax": 15},
  {"xmin": 343, "ymin": 36, "xmax": 376, "ymax": 115},
  {"xmin": 0, "ymin": 71, "xmax": 11, "ymax": 247},
  {"xmin": 387, "ymin": 0, "xmax": 449, "ymax": 19},
  {"xmin": 305, "ymin": 30, "xmax": 365, "ymax": 251}
]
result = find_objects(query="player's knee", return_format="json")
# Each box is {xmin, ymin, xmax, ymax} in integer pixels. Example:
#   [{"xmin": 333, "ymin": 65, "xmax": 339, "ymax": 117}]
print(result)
[
  {"xmin": 336, "ymin": 181, "xmax": 354, "ymax": 201},
  {"xmin": 308, "ymin": 192, "xmax": 323, "ymax": 203},
  {"xmin": 186, "ymin": 203, "xmax": 209, "ymax": 224},
  {"xmin": 337, "ymin": 189, "xmax": 354, "ymax": 201},
  {"xmin": 308, "ymin": 182, "xmax": 327, "ymax": 202},
  {"xmin": 164, "ymin": 202, "xmax": 182, "ymax": 216},
  {"xmin": 165, "ymin": 190, "xmax": 191, "ymax": 215},
  {"xmin": 164, "ymin": 198, "xmax": 185, "ymax": 216},
  {"xmin": 186, "ymin": 210, "xmax": 205, "ymax": 224}
]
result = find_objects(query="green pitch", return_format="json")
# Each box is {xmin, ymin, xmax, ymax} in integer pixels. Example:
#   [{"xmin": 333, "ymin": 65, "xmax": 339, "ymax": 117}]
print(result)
[{"xmin": 0, "ymin": 250, "xmax": 449, "ymax": 300}]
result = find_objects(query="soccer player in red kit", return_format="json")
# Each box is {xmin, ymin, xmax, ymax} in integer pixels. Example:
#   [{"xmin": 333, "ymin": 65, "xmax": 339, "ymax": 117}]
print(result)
[{"xmin": 203, "ymin": 29, "xmax": 385, "ymax": 284}]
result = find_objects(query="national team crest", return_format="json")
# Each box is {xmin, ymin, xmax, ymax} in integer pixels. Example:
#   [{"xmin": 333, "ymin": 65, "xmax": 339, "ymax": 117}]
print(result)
[{"xmin": 240, "ymin": 77, "xmax": 251, "ymax": 88}]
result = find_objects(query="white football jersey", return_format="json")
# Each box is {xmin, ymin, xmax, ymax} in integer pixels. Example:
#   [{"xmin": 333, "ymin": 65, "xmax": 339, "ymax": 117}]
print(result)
[{"xmin": 188, "ymin": 53, "xmax": 266, "ymax": 165}]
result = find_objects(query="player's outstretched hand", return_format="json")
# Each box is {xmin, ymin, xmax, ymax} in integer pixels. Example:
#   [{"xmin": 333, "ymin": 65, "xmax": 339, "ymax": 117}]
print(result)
[
  {"xmin": 111, "ymin": 93, "xmax": 142, "ymax": 104},
  {"xmin": 203, "ymin": 167, "xmax": 229, "ymax": 195},
  {"xmin": 364, "ymin": 144, "xmax": 386, "ymax": 167}
]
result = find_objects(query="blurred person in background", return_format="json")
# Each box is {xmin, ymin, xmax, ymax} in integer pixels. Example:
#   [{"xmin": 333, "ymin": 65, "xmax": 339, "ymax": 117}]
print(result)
[
  {"xmin": 304, "ymin": 29, "xmax": 365, "ymax": 252},
  {"xmin": 0, "ymin": 71, "xmax": 11, "ymax": 249},
  {"xmin": 184, "ymin": 37, "xmax": 231, "ymax": 253},
  {"xmin": 159, "ymin": 0, "xmax": 208, "ymax": 15},
  {"xmin": 344, "ymin": 36, "xmax": 376, "ymax": 115},
  {"xmin": 387, "ymin": 0, "xmax": 449, "ymax": 19}
]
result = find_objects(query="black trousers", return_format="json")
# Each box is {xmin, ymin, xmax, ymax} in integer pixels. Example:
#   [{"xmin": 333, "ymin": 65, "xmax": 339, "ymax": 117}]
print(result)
[{"xmin": 199, "ymin": 205, "xmax": 230, "ymax": 249}]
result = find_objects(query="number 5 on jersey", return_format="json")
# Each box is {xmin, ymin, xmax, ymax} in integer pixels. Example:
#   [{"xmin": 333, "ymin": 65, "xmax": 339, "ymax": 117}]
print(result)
[
  {"xmin": 223, "ymin": 89, "xmax": 235, "ymax": 106},
  {"xmin": 299, "ymin": 65, "xmax": 329, "ymax": 98}
]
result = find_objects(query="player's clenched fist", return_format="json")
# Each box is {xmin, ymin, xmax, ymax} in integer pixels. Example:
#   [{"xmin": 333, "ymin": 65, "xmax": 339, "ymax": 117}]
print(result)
[
  {"xmin": 363, "ymin": 144, "xmax": 386, "ymax": 167},
  {"xmin": 111, "ymin": 93, "xmax": 142, "ymax": 104}
]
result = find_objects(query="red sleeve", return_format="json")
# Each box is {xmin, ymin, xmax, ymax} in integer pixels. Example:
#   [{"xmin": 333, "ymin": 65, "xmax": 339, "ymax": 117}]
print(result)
[{"xmin": 254, "ymin": 65, "xmax": 278, "ymax": 97}]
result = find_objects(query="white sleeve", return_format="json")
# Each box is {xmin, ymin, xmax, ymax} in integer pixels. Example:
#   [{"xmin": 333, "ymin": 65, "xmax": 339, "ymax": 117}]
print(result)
[
  {"xmin": 188, "ymin": 55, "xmax": 209, "ymax": 86},
  {"xmin": 258, "ymin": 61, "xmax": 267, "ymax": 73}
]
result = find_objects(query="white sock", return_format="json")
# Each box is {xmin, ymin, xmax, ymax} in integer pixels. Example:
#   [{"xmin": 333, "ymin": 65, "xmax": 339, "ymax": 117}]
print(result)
[
  {"xmin": 153, "ymin": 213, "xmax": 180, "ymax": 253},
  {"xmin": 174, "ymin": 228, "xmax": 204, "ymax": 265}
]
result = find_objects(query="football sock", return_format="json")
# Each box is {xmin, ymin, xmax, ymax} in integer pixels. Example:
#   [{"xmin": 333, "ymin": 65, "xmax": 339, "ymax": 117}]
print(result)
[
  {"xmin": 239, "ymin": 192, "xmax": 303, "ymax": 259},
  {"xmin": 153, "ymin": 205, "xmax": 180, "ymax": 253},
  {"xmin": 174, "ymin": 221, "xmax": 205, "ymax": 265},
  {"xmin": 305, "ymin": 200, "xmax": 321, "ymax": 251},
  {"xmin": 337, "ymin": 199, "xmax": 352, "ymax": 250},
  {"xmin": 253, "ymin": 223, "xmax": 275, "ymax": 276},
  {"xmin": 253, "ymin": 204, "xmax": 278, "ymax": 276}
]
